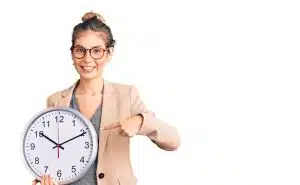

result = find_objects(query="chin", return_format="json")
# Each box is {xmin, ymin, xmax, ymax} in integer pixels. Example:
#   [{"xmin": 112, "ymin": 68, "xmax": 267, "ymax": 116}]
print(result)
[{"xmin": 80, "ymin": 73, "xmax": 98, "ymax": 80}]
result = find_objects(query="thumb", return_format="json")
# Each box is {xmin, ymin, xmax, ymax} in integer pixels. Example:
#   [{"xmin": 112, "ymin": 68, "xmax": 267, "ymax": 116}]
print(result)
[{"xmin": 101, "ymin": 123, "xmax": 121, "ymax": 130}]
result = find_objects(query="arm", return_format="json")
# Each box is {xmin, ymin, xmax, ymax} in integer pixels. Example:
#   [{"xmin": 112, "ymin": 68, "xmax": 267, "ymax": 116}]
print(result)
[
  {"xmin": 130, "ymin": 86, "xmax": 180, "ymax": 151},
  {"xmin": 46, "ymin": 96, "xmax": 52, "ymax": 108}
]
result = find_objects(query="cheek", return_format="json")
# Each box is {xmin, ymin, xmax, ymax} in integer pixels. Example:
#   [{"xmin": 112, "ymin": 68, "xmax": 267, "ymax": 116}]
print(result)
[
  {"xmin": 72, "ymin": 57, "xmax": 81, "ymax": 64},
  {"xmin": 95, "ymin": 59, "xmax": 106, "ymax": 69}
]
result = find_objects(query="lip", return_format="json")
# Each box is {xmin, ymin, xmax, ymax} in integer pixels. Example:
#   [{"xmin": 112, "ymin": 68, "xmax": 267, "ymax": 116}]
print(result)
[
  {"xmin": 80, "ymin": 66, "xmax": 95, "ymax": 72},
  {"xmin": 81, "ymin": 66, "xmax": 95, "ymax": 67},
  {"xmin": 80, "ymin": 66, "xmax": 95, "ymax": 68}
]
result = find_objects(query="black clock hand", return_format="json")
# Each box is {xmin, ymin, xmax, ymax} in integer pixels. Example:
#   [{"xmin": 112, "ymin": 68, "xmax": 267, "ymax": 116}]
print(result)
[
  {"xmin": 41, "ymin": 133, "xmax": 65, "ymax": 150},
  {"xmin": 53, "ymin": 131, "xmax": 87, "ymax": 149}
]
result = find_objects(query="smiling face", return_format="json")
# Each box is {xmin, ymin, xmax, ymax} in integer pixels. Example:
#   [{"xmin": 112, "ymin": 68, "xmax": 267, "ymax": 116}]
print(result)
[{"xmin": 71, "ymin": 30, "xmax": 112, "ymax": 80}]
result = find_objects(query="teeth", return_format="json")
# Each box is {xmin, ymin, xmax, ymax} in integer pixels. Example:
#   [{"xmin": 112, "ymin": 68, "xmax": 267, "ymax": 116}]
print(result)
[
  {"xmin": 81, "ymin": 66, "xmax": 94, "ymax": 72},
  {"xmin": 83, "ymin": 66, "xmax": 93, "ymax": 69}
]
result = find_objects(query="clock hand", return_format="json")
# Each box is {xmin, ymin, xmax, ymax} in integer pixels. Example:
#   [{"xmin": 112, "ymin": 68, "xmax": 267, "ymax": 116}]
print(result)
[
  {"xmin": 58, "ymin": 119, "xmax": 60, "ymax": 159},
  {"xmin": 53, "ymin": 131, "xmax": 87, "ymax": 149},
  {"xmin": 41, "ymin": 133, "xmax": 65, "ymax": 150}
]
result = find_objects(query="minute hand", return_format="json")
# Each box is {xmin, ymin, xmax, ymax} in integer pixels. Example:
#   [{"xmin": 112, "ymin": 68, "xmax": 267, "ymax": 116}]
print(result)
[
  {"xmin": 53, "ymin": 131, "xmax": 87, "ymax": 149},
  {"xmin": 41, "ymin": 133, "xmax": 64, "ymax": 150}
]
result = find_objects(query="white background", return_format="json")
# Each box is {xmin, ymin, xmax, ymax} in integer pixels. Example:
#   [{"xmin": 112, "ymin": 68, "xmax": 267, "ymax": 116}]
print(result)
[{"xmin": 0, "ymin": 0, "xmax": 300, "ymax": 184}]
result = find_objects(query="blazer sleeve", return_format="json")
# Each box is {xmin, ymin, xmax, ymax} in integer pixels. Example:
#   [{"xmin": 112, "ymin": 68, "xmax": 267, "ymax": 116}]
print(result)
[
  {"xmin": 130, "ymin": 85, "xmax": 180, "ymax": 151},
  {"xmin": 46, "ymin": 93, "xmax": 57, "ymax": 108},
  {"xmin": 46, "ymin": 96, "xmax": 52, "ymax": 108}
]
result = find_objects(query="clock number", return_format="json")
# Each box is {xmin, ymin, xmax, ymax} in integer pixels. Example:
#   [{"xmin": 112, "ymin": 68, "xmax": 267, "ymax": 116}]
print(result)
[
  {"xmin": 71, "ymin": 165, "xmax": 76, "ymax": 173},
  {"xmin": 80, "ymin": 156, "xmax": 84, "ymax": 163},
  {"xmin": 35, "ymin": 157, "xmax": 39, "ymax": 164},
  {"xmin": 30, "ymin": 143, "xmax": 35, "ymax": 150},
  {"xmin": 72, "ymin": 120, "xmax": 75, "ymax": 126},
  {"xmin": 44, "ymin": 166, "xmax": 48, "ymax": 173},
  {"xmin": 35, "ymin": 131, "xmax": 43, "ymax": 138},
  {"xmin": 57, "ymin": 170, "xmax": 62, "ymax": 177},
  {"xmin": 84, "ymin": 142, "xmax": 89, "ymax": 149},
  {"xmin": 55, "ymin": 115, "xmax": 64, "ymax": 123},
  {"xmin": 42, "ymin": 121, "xmax": 50, "ymax": 128}
]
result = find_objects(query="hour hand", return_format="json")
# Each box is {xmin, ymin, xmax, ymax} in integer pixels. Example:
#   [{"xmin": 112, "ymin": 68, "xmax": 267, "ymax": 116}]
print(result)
[
  {"xmin": 41, "ymin": 133, "xmax": 64, "ymax": 150},
  {"xmin": 53, "ymin": 131, "xmax": 87, "ymax": 149}
]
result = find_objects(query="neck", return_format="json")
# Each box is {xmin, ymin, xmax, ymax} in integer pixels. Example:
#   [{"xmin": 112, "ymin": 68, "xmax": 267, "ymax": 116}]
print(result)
[{"xmin": 76, "ymin": 77, "xmax": 104, "ymax": 95}]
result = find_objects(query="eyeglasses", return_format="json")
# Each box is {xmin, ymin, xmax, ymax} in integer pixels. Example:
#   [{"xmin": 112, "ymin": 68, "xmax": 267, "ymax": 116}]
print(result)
[{"xmin": 70, "ymin": 45, "xmax": 108, "ymax": 60}]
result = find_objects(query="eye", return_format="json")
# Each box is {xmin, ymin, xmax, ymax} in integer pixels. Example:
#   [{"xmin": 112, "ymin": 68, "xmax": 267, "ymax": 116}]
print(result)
[
  {"xmin": 75, "ymin": 48, "xmax": 85, "ymax": 53},
  {"xmin": 92, "ymin": 48, "xmax": 101, "ymax": 54}
]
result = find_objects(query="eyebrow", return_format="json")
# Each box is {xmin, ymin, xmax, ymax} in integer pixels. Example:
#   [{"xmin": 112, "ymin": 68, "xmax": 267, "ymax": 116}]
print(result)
[{"xmin": 73, "ymin": 45, "xmax": 104, "ymax": 49}]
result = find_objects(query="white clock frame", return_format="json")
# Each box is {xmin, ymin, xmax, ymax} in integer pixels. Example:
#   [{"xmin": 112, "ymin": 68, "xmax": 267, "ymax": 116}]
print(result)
[{"xmin": 21, "ymin": 107, "xmax": 98, "ymax": 185}]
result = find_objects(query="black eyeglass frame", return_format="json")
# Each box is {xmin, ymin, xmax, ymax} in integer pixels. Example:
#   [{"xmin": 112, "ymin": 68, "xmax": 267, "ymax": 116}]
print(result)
[{"xmin": 70, "ymin": 45, "xmax": 108, "ymax": 60}]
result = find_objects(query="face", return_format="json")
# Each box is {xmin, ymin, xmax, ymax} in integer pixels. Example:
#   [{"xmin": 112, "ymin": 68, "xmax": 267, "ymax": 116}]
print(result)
[{"xmin": 71, "ymin": 30, "xmax": 112, "ymax": 80}]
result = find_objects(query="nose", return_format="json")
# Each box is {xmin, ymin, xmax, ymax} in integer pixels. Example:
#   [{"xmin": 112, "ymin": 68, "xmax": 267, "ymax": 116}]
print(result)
[{"xmin": 83, "ymin": 51, "xmax": 94, "ymax": 63}]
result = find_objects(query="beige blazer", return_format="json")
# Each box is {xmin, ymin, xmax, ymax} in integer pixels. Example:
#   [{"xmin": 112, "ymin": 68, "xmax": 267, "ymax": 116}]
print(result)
[{"xmin": 46, "ymin": 79, "xmax": 180, "ymax": 185}]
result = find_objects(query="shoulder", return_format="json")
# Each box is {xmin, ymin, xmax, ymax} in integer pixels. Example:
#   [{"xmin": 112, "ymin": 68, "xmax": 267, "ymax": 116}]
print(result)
[
  {"xmin": 46, "ymin": 84, "xmax": 72, "ymax": 107},
  {"xmin": 46, "ymin": 80, "xmax": 78, "ymax": 104},
  {"xmin": 46, "ymin": 90, "xmax": 63, "ymax": 107},
  {"xmin": 46, "ymin": 90, "xmax": 63, "ymax": 101},
  {"xmin": 108, "ymin": 81, "xmax": 135, "ymax": 94},
  {"xmin": 107, "ymin": 81, "xmax": 140, "ymax": 98}
]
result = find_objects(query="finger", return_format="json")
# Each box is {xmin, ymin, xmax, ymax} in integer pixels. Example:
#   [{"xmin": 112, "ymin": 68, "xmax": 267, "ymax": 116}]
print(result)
[
  {"xmin": 41, "ymin": 175, "xmax": 45, "ymax": 185},
  {"xmin": 45, "ymin": 175, "xmax": 49, "ymax": 185},
  {"xmin": 101, "ymin": 123, "xmax": 121, "ymax": 130},
  {"xmin": 117, "ymin": 127, "xmax": 123, "ymax": 135},
  {"xmin": 45, "ymin": 175, "xmax": 48, "ymax": 185},
  {"xmin": 49, "ymin": 176, "xmax": 54, "ymax": 185},
  {"xmin": 52, "ymin": 180, "xmax": 59, "ymax": 185},
  {"xmin": 120, "ymin": 130, "xmax": 129, "ymax": 137},
  {"xmin": 47, "ymin": 175, "xmax": 51, "ymax": 185},
  {"xmin": 32, "ymin": 179, "xmax": 40, "ymax": 185},
  {"xmin": 46, "ymin": 175, "xmax": 50, "ymax": 185}
]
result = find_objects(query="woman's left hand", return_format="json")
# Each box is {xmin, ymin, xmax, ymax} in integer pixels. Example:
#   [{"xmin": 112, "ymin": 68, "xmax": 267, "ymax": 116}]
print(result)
[{"xmin": 102, "ymin": 115, "xmax": 143, "ymax": 137}]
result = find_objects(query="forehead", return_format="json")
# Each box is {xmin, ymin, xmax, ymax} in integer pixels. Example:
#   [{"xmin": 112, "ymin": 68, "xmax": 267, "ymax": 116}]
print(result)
[{"xmin": 74, "ymin": 30, "xmax": 107, "ymax": 48}]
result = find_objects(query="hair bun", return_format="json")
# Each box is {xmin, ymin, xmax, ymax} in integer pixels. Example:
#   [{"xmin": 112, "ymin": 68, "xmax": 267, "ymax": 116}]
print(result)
[{"xmin": 82, "ymin": 11, "xmax": 106, "ymax": 23}]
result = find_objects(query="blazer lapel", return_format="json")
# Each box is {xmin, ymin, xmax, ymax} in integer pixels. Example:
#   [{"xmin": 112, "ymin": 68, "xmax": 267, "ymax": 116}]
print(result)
[
  {"xmin": 56, "ymin": 80, "xmax": 79, "ymax": 107},
  {"xmin": 54, "ymin": 79, "xmax": 117, "ymax": 166},
  {"xmin": 97, "ymin": 80, "xmax": 118, "ymax": 162}
]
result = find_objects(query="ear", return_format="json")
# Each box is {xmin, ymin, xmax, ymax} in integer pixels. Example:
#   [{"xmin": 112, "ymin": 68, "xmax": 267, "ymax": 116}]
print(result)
[{"xmin": 106, "ymin": 47, "xmax": 114, "ymax": 62}]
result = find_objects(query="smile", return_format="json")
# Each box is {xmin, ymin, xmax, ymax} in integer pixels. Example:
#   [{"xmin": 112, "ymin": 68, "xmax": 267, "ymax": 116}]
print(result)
[{"xmin": 80, "ymin": 66, "xmax": 95, "ymax": 72}]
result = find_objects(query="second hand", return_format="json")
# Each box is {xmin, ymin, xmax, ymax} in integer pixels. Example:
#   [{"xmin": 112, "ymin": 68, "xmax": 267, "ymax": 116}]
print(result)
[{"xmin": 58, "ymin": 120, "xmax": 60, "ymax": 159}]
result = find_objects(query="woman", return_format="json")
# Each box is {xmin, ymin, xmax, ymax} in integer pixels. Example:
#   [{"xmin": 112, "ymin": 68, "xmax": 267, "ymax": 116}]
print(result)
[{"xmin": 32, "ymin": 11, "xmax": 180, "ymax": 185}]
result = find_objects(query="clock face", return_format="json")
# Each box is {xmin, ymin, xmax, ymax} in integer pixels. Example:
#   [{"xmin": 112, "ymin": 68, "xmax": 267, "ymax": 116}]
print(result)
[{"xmin": 22, "ymin": 108, "xmax": 98, "ymax": 184}]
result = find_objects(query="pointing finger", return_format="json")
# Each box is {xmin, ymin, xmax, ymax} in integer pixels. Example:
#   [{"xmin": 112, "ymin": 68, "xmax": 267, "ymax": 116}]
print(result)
[{"xmin": 101, "ymin": 123, "xmax": 121, "ymax": 130}]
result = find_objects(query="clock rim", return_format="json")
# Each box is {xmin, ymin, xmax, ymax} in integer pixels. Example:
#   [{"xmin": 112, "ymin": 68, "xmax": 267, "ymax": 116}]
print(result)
[{"xmin": 21, "ymin": 107, "xmax": 99, "ymax": 185}]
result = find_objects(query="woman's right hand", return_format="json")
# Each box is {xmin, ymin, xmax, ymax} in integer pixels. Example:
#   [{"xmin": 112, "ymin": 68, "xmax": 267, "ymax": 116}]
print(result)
[{"xmin": 32, "ymin": 174, "xmax": 58, "ymax": 185}]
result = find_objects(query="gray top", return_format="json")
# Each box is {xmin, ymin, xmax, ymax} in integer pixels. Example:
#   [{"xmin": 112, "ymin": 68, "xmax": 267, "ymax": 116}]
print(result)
[{"xmin": 69, "ymin": 89, "xmax": 102, "ymax": 185}]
